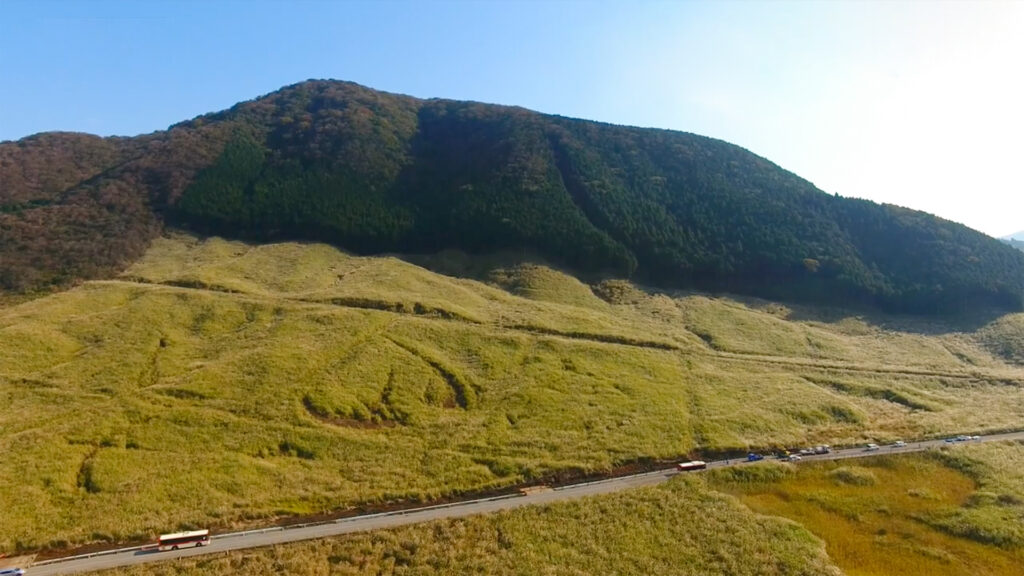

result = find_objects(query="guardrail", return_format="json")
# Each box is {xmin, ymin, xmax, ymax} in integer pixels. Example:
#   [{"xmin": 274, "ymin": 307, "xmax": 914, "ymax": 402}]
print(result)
[
  {"xmin": 552, "ymin": 467, "xmax": 674, "ymax": 491},
  {"xmin": 31, "ymin": 545, "xmax": 148, "ymax": 567}
]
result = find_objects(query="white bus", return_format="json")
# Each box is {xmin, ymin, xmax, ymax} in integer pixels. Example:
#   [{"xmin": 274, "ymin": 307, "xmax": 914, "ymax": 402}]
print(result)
[
  {"xmin": 676, "ymin": 460, "xmax": 707, "ymax": 472},
  {"xmin": 158, "ymin": 529, "xmax": 210, "ymax": 551}
]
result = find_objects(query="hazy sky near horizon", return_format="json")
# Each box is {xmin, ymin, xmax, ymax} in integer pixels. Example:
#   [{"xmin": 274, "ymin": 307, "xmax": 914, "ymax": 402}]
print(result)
[{"xmin": 1, "ymin": 0, "xmax": 1021, "ymax": 237}]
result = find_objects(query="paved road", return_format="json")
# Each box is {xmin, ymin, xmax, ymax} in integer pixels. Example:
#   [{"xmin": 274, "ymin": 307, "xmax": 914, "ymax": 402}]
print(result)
[{"xmin": 27, "ymin": 431, "xmax": 1024, "ymax": 575}]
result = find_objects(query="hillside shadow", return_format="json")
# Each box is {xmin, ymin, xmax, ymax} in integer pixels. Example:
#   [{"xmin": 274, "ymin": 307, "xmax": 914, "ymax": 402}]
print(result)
[
  {"xmin": 779, "ymin": 301, "xmax": 1011, "ymax": 336},
  {"xmin": 602, "ymin": 280, "xmax": 1013, "ymax": 337},
  {"xmin": 399, "ymin": 248, "xmax": 552, "ymax": 284},
  {"xmin": 398, "ymin": 251, "xmax": 1017, "ymax": 337}
]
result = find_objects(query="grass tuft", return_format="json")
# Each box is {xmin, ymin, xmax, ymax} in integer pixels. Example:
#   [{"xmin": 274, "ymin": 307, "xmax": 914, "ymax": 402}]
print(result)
[{"xmin": 827, "ymin": 466, "xmax": 877, "ymax": 486}]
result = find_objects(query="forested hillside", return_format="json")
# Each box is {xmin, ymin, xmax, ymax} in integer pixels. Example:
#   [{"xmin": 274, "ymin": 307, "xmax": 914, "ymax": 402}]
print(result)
[{"xmin": 2, "ymin": 80, "xmax": 1023, "ymax": 314}]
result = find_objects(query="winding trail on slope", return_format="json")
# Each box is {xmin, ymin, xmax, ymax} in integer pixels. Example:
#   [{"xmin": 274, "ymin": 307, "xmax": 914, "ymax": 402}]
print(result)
[{"xmin": 93, "ymin": 279, "xmax": 1024, "ymax": 385}]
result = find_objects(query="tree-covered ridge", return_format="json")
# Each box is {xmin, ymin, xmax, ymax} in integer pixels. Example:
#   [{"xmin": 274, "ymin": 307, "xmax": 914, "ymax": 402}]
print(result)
[
  {"xmin": 0, "ymin": 123, "xmax": 232, "ymax": 291},
  {"xmin": 170, "ymin": 80, "xmax": 1024, "ymax": 313},
  {"xmin": 3, "ymin": 79, "xmax": 1023, "ymax": 314},
  {"xmin": 0, "ymin": 132, "xmax": 148, "ymax": 290}
]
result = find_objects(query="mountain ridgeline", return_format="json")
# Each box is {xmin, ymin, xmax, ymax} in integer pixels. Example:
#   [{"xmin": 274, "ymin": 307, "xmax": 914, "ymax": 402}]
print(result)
[{"xmin": 2, "ymin": 80, "xmax": 1023, "ymax": 314}]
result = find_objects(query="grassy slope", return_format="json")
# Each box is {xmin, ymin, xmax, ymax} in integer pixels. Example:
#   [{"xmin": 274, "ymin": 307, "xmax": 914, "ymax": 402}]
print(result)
[
  {"xmin": 1, "ymin": 233, "xmax": 1023, "ymax": 552},
  {"xmin": 95, "ymin": 476, "xmax": 841, "ymax": 576},
  {"xmin": 977, "ymin": 314, "xmax": 1024, "ymax": 364}
]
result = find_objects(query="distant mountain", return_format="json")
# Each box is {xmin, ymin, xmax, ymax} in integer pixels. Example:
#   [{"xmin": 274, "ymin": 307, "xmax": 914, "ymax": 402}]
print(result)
[
  {"xmin": 3, "ymin": 79, "xmax": 1024, "ymax": 314},
  {"xmin": 1000, "ymin": 230, "xmax": 1024, "ymax": 252}
]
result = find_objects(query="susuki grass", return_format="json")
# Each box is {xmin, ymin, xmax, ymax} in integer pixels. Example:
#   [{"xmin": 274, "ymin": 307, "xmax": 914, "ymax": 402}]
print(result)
[
  {"xmin": 92, "ymin": 476, "xmax": 841, "ymax": 576},
  {"xmin": 977, "ymin": 313, "xmax": 1024, "ymax": 364},
  {"xmin": 923, "ymin": 440, "xmax": 1024, "ymax": 549},
  {"xmin": 0, "ymin": 233, "xmax": 1022, "ymax": 553},
  {"xmin": 706, "ymin": 442, "xmax": 1024, "ymax": 576}
]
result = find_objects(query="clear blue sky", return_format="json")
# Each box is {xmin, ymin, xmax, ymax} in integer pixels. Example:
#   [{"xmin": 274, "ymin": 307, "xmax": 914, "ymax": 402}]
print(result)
[{"xmin": 1, "ymin": 0, "xmax": 1021, "ymax": 237}]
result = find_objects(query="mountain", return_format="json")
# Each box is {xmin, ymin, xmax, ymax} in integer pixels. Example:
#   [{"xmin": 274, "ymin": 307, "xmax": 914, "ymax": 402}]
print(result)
[
  {"xmin": 1001, "ymin": 230, "xmax": 1024, "ymax": 251},
  {"xmin": 1004, "ymin": 238, "xmax": 1024, "ymax": 252},
  {"xmin": 3, "ymin": 79, "xmax": 1024, "ymax": 314}
]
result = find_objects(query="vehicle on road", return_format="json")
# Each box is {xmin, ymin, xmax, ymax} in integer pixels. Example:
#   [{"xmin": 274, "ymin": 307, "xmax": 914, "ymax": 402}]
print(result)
[
  {"xmin": 813, "ymin": 445, "xmax": 831, "ymax": 454},
  {"xmin": 0, "ymin": 569, "xmax": 26, "ymax": 576},
  {"xmin": 891, "ymin": 440, "xmax": 906, "ymax": 448},
  {"xmin": 956, "ymin": 435, "xmax": 971, "ymax": 442},
  {"xmin": 787, "ymin": 454, "xmax": 802, "ymax": 461},
  {"xmin": 158, "ymin": 529, "xmax": 210, "ymax": 551},
  {"xmin": 864, "ymin": 443, "xmax": 879, "ymax": 451},
  {"xmin": 746, "ymin": 453, "xmax": 764, "ymax": 462},
  {"xmin": 676, "ymin": 460, "xmax": 707, "ymax": 472}
]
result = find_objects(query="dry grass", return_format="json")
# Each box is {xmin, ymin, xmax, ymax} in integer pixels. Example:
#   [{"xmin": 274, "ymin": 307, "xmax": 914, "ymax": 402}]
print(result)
[
  {"xmin": 85, "ymin": 443, "xmax": 1024, "ymax": 576},
  {"xmin": 0, "ymin": 232, "xmax": 1022, "ymax": 553},
  {"xmin": 92, "ymin": 476, "xmax": 841, "ymax": 576},
  {"xmin": 707, "ymin": 442, "xmax": 1024, "ymax": 576},
  {"xmin": 923, "ymin": 441, "xmax": 1024, "ymax": 548},
  {"xmin": 977, "ymin": 313, "xmax": 1024, "ymax": 364}
]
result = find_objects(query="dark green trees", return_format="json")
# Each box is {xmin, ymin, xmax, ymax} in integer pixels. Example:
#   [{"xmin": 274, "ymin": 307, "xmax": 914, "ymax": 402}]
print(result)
[{"xmin": 4, "ymin": 79, "xmax": 1023, "ymax": 315}]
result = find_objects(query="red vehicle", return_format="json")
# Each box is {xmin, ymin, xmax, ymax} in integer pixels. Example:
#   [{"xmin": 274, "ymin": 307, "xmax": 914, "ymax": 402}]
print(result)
[
  {"xmin": 676, "ymin": 460, "xmax": 707, "ymax": 472},
  {"xmin": 158, "ymin": 529, "xmax": 210, "ymax": 551}
]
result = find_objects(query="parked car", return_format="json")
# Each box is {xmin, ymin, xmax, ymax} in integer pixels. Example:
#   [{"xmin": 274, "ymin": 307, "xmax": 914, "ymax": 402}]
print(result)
[{"xmin": 864, "ymin": 443, "xmax": 879, "ymax": 451}]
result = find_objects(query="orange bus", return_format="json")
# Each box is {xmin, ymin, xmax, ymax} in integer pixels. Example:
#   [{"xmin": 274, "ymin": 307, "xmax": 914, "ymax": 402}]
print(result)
[{"xmin": 158, "ymin": 529, "xmax": 210, "ymax": 551}]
